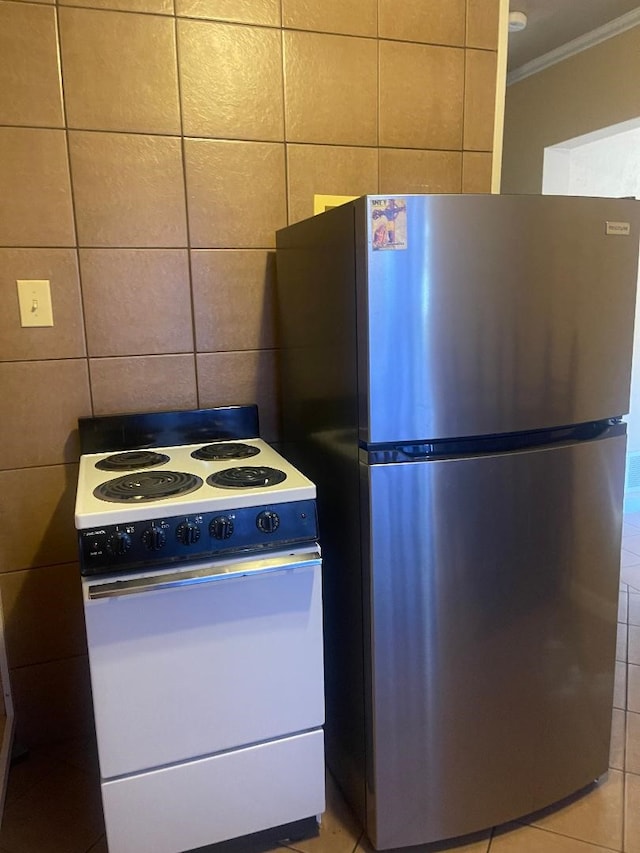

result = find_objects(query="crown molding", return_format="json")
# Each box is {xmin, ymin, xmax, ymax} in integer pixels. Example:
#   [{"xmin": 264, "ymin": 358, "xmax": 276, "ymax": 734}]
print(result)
[{"xmin": 507, "ymin": 8, "xmax": 640, "ymax": 85}]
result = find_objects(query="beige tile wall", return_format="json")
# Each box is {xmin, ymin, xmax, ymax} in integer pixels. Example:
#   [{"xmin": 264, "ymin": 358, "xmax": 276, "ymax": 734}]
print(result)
[{"xmin": 0, "ymin": 0, "xmax": 500, "ymax": 745}]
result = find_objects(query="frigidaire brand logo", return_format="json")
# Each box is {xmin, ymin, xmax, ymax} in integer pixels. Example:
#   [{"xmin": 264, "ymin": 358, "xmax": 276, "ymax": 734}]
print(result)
[{"xmin": 605, "ymin": 221, "xmax": 631, "ymax": 235}]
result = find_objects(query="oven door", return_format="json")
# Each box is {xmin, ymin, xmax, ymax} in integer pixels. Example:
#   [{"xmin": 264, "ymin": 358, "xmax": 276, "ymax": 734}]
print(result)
[{"xmin": 83, "ymin": 548, "xmax": 324, "ymax": 780}]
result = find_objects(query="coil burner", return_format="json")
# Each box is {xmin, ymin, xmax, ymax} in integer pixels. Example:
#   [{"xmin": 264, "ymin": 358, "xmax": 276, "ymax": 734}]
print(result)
[
  {"xmin": 191, "ymin": 443, "xmax": 261, "ymax": 461},
  {"xmin": 95, "ymin": 450, "xmax": 171, "ymax": 471},
  {"xmin": 207, "ymin": 466, "xmax": 287, "ymax": 489},
  {"xmin": 94, "ymin": 470, "xmax": 203, "ymax": 503}
]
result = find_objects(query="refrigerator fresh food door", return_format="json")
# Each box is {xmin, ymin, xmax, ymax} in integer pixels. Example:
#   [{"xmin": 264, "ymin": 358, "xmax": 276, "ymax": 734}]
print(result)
[
  {"xmin": 361, "ymin": 194, "xmax": 639, "ymax": 444},
  {"xmin": 364, "ymin": 432, "xmax": 625, "ymax": 849}
]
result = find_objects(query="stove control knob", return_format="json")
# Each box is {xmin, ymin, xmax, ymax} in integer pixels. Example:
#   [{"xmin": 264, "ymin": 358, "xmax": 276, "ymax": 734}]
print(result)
[
  {"xmin": 106, "ymin": 530, "xmax": 132, "ymax": 556},
  {"xmin": 142, "ymin": 526, "xmax": 166, "ymax": 551},
  {"xmin": 209, "ymin": 516, "xmax": 234, "ymax": 540},
  {"xmin": 176, "ymin": 521, "xmax": 201, "ymax": 546},
  {"xmin": 256, "ymin": 510, "xmax": 280, "ymax": 534}
]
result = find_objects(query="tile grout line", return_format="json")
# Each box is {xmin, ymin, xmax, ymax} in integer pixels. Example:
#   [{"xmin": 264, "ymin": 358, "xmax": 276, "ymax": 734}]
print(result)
[
  {"xmin": 172, "ymin": 9, "xmax": 200, "ymax": 408},
  {"xmin": 281, "ymin": 16, "xmax": 291, "ymax": 226},
  {"xmin": 351, "ymin": 829, "xmax": 365, "ymax": 853},
  {"xmin": 0, "ymin": 124, "xmax": 492, "ymax": 155},
  {"xmin": 622, "ymin": 767, "xmax": 627, "ymax": 853},
  {"xmin": 513, "ymin": 818, "xmax": 623, "ymax": 852},
  {"xmin": 486, "ymin": 825, "xmax": 494, "ymax": 851},
  {"xmin": 53, "ymin": 2, "xmax": 95, "ymax": 417}
]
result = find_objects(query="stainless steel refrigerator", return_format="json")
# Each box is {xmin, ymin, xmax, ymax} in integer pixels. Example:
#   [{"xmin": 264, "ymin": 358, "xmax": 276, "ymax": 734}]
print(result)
[{"xmin": 276, "ymin": 194, "xmax": 639, "ymax": 850}]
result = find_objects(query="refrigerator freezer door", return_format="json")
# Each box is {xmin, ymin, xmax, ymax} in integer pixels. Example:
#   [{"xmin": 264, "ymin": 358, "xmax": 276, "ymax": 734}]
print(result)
[
  {"xmin": 364, "ymin": 433, "xmax": 625, "ymax": 849},
  {"xmin": 361, "ymin": 195, "xmax": 639, "ymax": 443}
]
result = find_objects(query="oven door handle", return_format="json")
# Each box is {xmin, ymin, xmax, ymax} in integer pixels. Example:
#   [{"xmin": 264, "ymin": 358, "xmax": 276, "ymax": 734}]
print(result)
[{"xmin": 86, "ymin": 549, "xmax": 322, "ymax": 600}]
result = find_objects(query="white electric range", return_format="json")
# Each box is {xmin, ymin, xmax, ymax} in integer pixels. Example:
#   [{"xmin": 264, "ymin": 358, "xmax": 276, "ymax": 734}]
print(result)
[{"xmin": 74, "ymin": 407, "xmax": 325, "ymax": 853}]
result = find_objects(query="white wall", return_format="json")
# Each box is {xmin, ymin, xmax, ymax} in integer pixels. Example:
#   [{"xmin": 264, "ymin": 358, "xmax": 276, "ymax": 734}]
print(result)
[
  {"xmin": 502, "ymin": 26, "xmax": 640, "ymax": 195},
  {"xmin": 543, "ymin": 120, "xmax": 640, "ymax": 198}
]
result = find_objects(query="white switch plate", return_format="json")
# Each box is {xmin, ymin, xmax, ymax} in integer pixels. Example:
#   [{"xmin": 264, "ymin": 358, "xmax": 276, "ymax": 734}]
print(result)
[
  {"xmin": 313, "ymin": 194, "xmax": 358, "ymax": 215},
  {"xmin": 17, "ymin": 280, "xmax": 54, "ymax": 327}
]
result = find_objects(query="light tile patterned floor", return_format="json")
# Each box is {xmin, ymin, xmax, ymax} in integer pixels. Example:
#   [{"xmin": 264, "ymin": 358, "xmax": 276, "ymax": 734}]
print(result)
[{"xmin": 2, "ymin": 516, "xmax": 640, "ymax": 853}]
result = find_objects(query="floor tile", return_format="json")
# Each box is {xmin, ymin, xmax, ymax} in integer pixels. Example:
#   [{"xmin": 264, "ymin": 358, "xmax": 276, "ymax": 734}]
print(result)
[
  {"xmin": 51, "ymin": 734, "xmax": 100, "ymax": 778},
  {"xmin": 524, "ymin": 770, "xmax": 623, "ymax": 850},
  {"xmin": 620, "ymin": 589, "xmax": 629, "ymax": 624},
  {"xmin": 288, "ymin": 773, "xmax": 362, "ymax": 853},
  {"xmin": 355, "ymin": 831, "xmax": 490, "ymax": 852},
  {"xmin": 630, "ymin": 665, "xmax": 640, "ymax": 713},
  {"xmin": 625, "ymin": 772, "xmax": 640, "ymax": 853},
  {"xmin": 623, "ymin": 511, "xmax": 640, "ymax": 530},
  {"xmin": 621, "ymin": 550, "xmax": 640, "ymax": 569},
  {"xmin": 0, "ymin": 758, "xmax": 104, "ymax": 853},
  {"xmin": 630, "ymin": 627, "xmax": 640, "ymax": 665},
  {"xmin": 627, "ymin": 711, "xmax": 640, "ymax": 775},
  {"xmin": 37, "ymin": 733, "xmax": 97, "ymax": 767},
  {"xmin": 618, "ymin": 623, "xmax": 628, "ymax": 662},
  {"xmin": 614, "ymin": 660, "xmax": 627, "ymax": 710},
  {"xmin": 622, "ymin": 535, "xmax": 640, "ymax": 558},
  {"xmin": 491, "ymin": 821, "xmax": 615, "ymax": 852},
  {"xmin": 610, "ymin": 708, "xmax": 626, "ymax": 771},
  {"xmin": 621, "ymin": 563, "xmax": 640, "ymax": 593},
  {"xmin": 631, "ymin": 594, "xmax": 640, "ymax": 627},
  {"xmin": 3, "ymin": 746, "xmax": 59, "ymax": 804}
]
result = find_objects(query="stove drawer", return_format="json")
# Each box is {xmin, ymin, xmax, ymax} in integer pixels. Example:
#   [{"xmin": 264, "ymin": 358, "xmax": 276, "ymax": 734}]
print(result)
[
  {"xmin": 83, "ymin": 551, "xmax": 324, "ymax": 779},
  {"xmin": 102, "ymin": 729, "xmax": 325, "ymax": 853}
]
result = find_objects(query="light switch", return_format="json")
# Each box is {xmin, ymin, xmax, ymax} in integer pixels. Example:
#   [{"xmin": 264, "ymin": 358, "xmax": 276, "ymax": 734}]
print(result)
[
  {"xmin": 313, "ymin": 194, "xmax": 358, "ymax": 215},
  {"xmin": 17, "ymin": 280, "xmax": 54, "ymax": 327}
]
